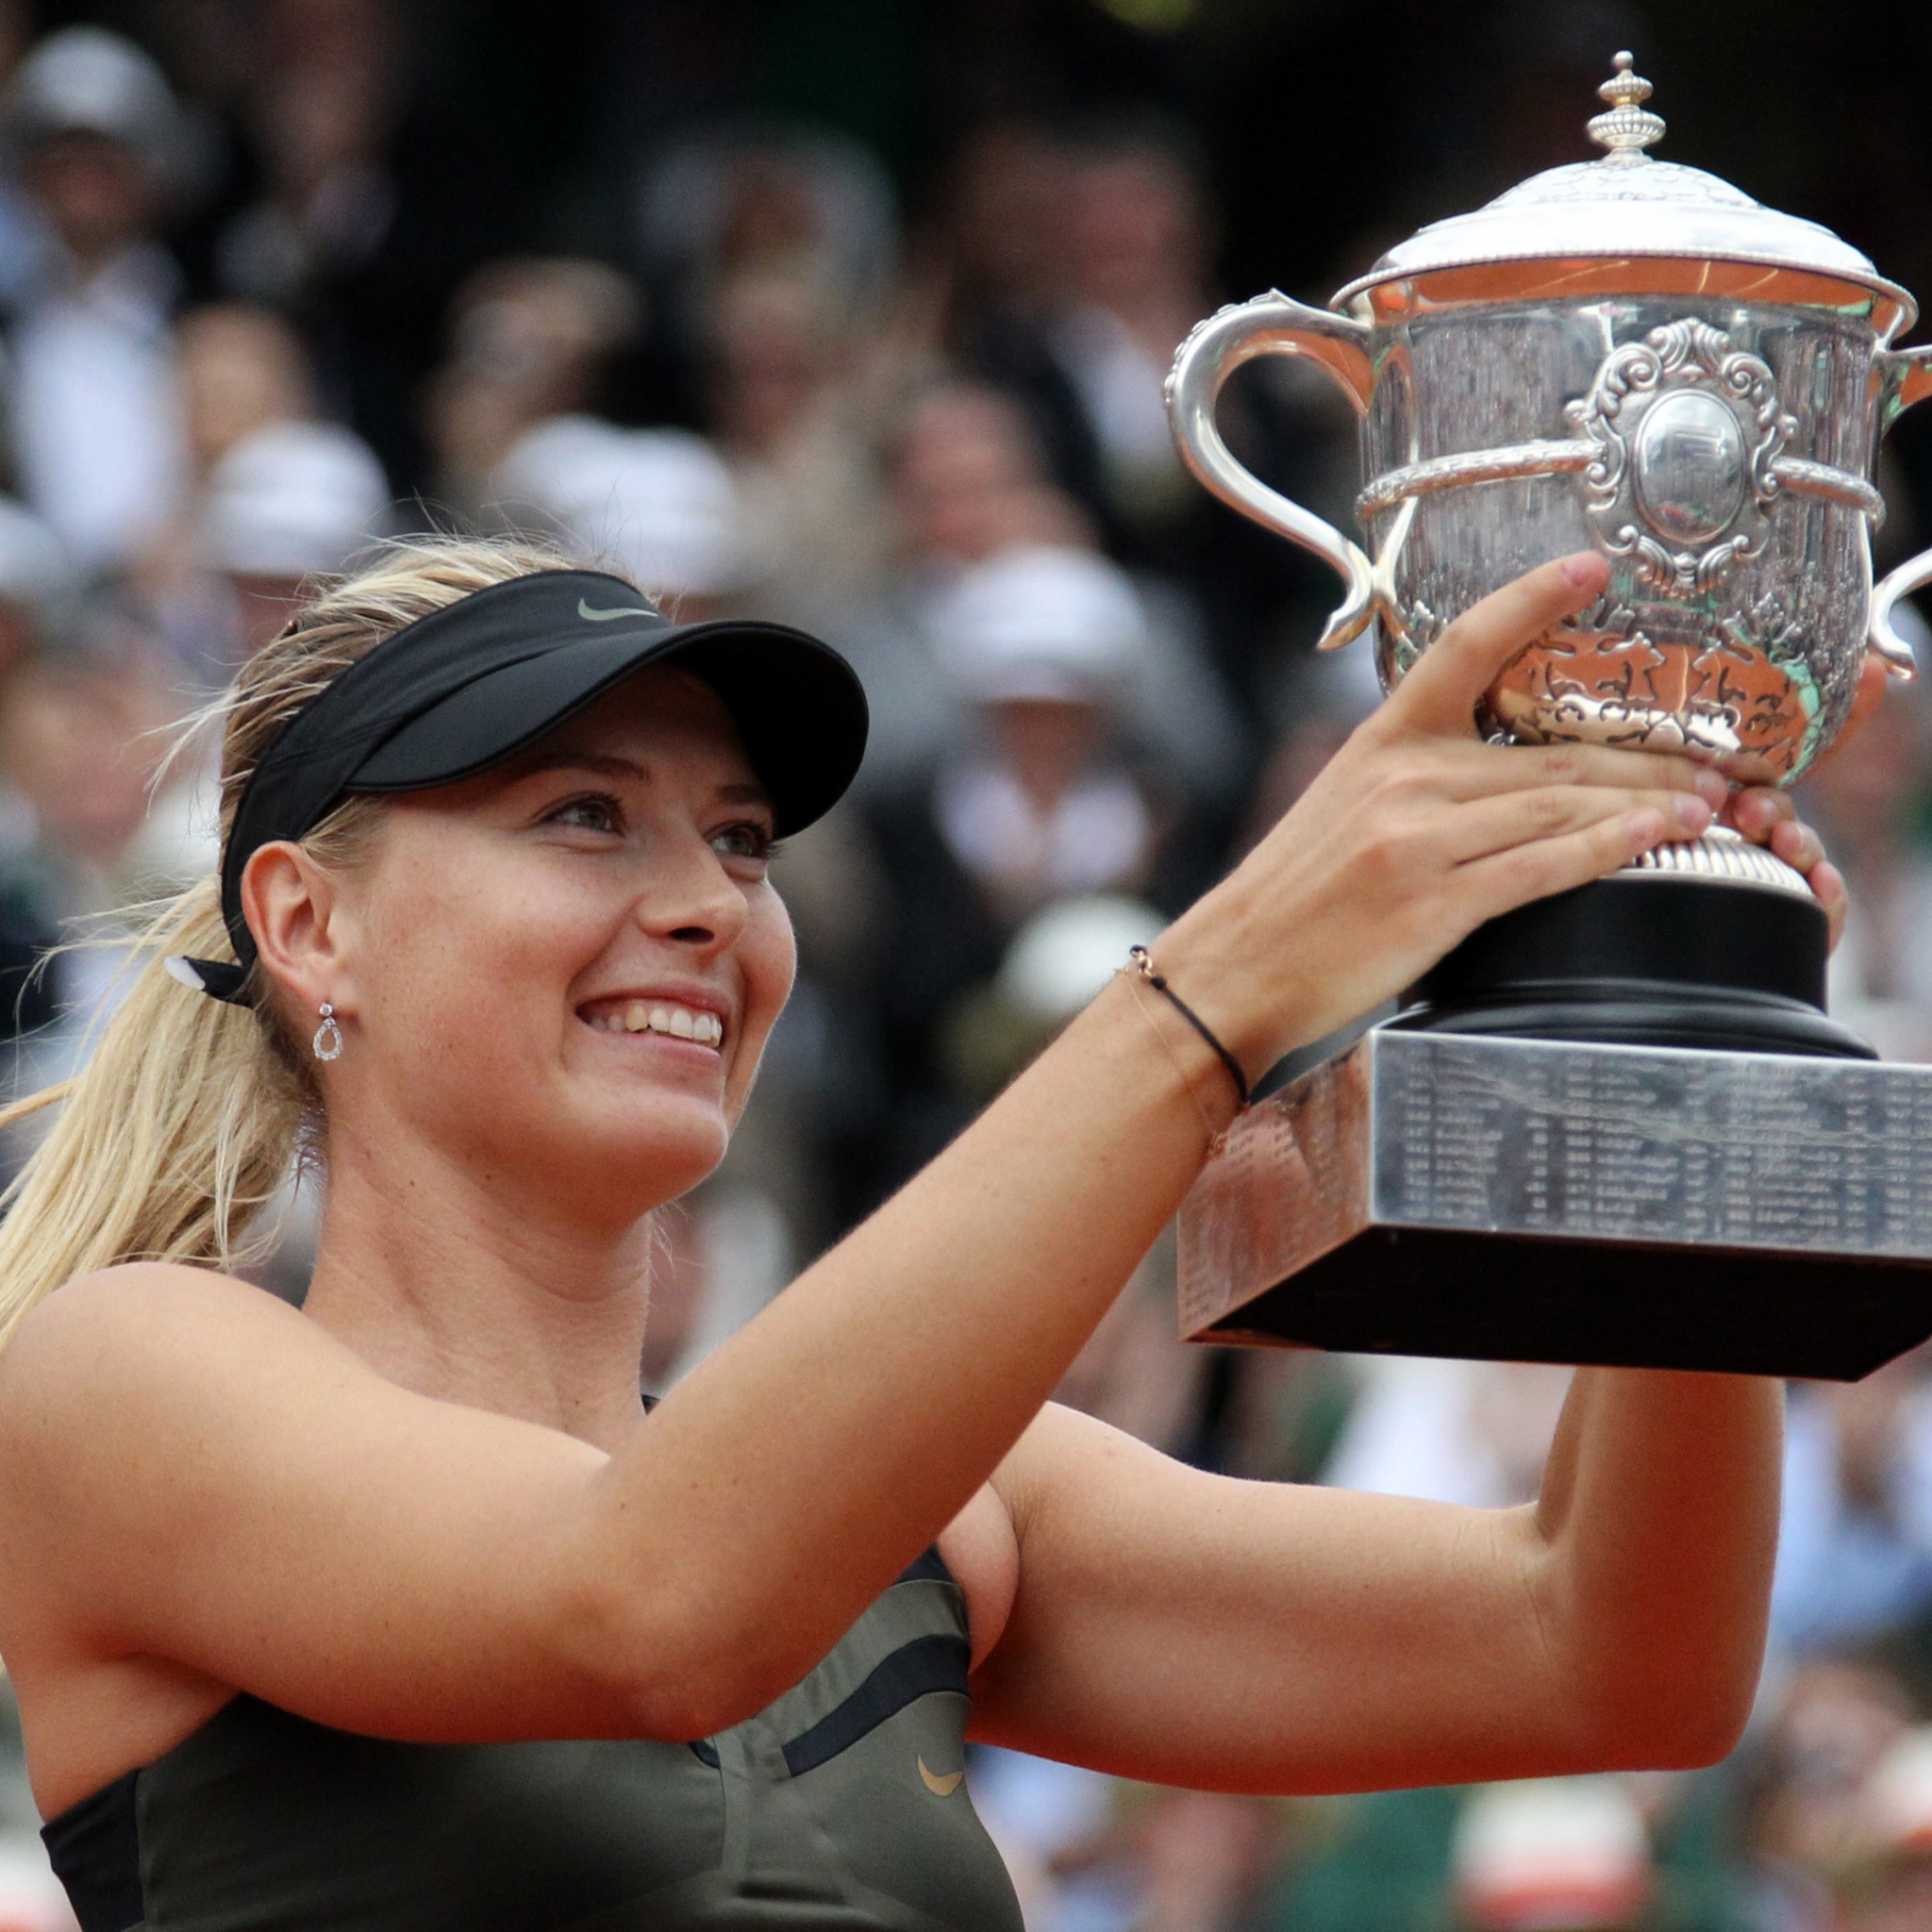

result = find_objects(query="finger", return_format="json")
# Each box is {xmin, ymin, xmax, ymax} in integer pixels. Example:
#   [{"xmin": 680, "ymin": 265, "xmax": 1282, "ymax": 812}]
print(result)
[
  {"xmin": 1726, "ymin": 783, "xmax": 1796, "ymax": 842},
  {"xmin": 1378, "ymin": 551, "xmax": 1610, "ymax": 740},
  {"xmin": 1455, "ymin": 805, "xmax": 1671, "ymax": 926},
  {"xmin": 1808, "ymin": 858, "xmax": 1849, "ymax": 954},
  {"xmin": 1435, "ymin": 738, "xmax": 1730, "ymax": 808},
  {"xmin": 1768, "ymin": 815, "xmax": 1826, "ymax": 876},
  {"xmin": 1443, "ymin": 786, "xmax": 1714, "ymax": 865}
]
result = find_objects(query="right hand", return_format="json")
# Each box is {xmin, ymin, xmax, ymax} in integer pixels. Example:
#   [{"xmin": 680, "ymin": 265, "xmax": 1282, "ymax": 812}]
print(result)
[{"xmin": 1158, "ymin": 552, "xmax": 1728, "ymax": 1075}]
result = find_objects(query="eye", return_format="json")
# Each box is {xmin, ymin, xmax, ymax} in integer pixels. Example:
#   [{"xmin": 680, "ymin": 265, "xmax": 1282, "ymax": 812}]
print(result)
[
  {"xmin": 545, "ymin": 792, "xmax": 625, "ymax": 836},
  {"xmin": 710, "ymin": 820, "xmax": 777, "ymax": 867}
]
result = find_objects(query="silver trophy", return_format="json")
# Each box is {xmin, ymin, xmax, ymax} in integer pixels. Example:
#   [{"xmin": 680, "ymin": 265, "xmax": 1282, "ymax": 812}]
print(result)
[{"xmin": 1167, "ymin": 56, "xmax": 1932, "ymax": 1378}]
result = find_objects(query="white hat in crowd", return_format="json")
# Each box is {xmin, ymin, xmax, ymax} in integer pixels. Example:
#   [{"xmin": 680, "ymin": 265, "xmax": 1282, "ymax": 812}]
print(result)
[
  {"xmin": 930, "ymin": 545, "xmax": 1147, "ymax": 707},
  {"xmin": 6, "ymin": 27, "xmax": 186, "ymax": 178},
  {"xmin": 1864, "ymin": 1724, "xmax": 1932, "ymax": 1856},
  {"xmin": 1452, "ymin": 1775, "xmax": 1651, "ymax": 1931},
  {"xmin": 495, "ymin": 416, "xmax": 752, "ymax": 601},
  {"xmin": 201, "ymin": 421, "xmax": 391, "ymax": 577},
  {"xmin": 997, "ymin": 894, "xmax": 1166, "ymax": 1028}
]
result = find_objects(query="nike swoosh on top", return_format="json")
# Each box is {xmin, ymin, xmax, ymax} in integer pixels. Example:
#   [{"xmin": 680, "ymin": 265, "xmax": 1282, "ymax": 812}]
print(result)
[{"xmin": 578, "ymin": 599, "xmax": 654, "ymax": 622}]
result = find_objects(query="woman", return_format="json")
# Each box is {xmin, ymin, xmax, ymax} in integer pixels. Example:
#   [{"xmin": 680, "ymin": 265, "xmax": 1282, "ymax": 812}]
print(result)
[{"xmin": 0, "ymin": 537, "xmax": 1842, "ymax": 1931}]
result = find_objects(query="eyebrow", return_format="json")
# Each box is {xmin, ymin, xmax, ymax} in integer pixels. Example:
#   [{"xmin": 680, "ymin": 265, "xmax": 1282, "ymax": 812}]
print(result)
[{"xmin": 512, "ymin": 749, "xmax": 773, "ymax": 810}]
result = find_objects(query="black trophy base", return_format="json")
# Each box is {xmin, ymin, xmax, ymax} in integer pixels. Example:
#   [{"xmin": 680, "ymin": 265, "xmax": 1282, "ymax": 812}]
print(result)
[
  {"xmin": 1391, "ymin": 867, "xmax": 1875, "ymax": 1060},
  {"xmin": 1192, "ymin": 1225, "xmax": 1932, "ymax": 1382}
]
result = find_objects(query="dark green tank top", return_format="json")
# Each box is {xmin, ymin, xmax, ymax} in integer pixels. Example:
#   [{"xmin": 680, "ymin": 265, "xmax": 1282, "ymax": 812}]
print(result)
[{"xmin": 42, "ymin": 1549, "xmax": 1024, "ymax": 1932}]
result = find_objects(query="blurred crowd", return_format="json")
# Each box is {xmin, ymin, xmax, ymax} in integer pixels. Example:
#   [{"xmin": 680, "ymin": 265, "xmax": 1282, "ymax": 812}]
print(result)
[{"xmin": 0, "ymin": 2, "xmax": 1926, "ymax": 1929}]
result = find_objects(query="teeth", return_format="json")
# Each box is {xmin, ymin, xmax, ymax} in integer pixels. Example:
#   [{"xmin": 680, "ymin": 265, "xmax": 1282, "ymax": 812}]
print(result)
[{"xmin": 604, "ymin": 1001, "xmax": 724, "ymax": 1048}]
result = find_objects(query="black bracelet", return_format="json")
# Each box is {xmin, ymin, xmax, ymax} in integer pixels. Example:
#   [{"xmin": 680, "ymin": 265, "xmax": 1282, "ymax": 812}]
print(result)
[{"xmin": 1125, "ymin": 946, "xmax": 1251, "ymax": 1109}]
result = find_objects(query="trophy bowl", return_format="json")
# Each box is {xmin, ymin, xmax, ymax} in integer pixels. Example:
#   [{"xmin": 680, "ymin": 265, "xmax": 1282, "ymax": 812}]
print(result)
[{"xmin": 1169, "ymin": 52, "xmax": 1932, "ymax": 1060}]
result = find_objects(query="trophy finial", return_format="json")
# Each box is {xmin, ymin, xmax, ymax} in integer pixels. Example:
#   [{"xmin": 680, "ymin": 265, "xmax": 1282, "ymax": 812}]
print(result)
[{"xmin": 1588, "ymin": 50, "xmax": 1665, "ymax": 162}]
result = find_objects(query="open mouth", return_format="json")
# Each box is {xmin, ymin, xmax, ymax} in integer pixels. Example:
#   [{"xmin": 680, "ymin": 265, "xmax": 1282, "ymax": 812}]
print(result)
[{"xmin": 582, "ymin": 1000, "xmax": 725, "ymax": 1049}]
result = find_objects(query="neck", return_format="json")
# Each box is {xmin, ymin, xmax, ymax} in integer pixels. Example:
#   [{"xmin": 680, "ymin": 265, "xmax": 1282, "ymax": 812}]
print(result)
[{"xmin": 302, "ymin": 1114, "xmax": 658, "ymax": 1451}]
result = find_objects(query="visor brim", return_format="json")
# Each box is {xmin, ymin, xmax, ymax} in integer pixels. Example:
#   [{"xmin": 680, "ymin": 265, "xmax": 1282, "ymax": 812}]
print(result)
[{"xmin": 347, "ymin": 617, "xmax": 869, "ymax": 837}]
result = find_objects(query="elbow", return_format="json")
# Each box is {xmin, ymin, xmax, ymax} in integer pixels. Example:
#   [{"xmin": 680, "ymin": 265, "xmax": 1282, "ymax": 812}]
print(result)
[
  {"xmin": 1634, "ymin": 1681, "xmax": 1757, "ymax": 1773},
  {"xmin": 1560, "ymin": 1657, "xmax": 1761, "ymax": 1775},
  {"xmin": 565, "ymin": 1574, "xmax": 814, "ymax": 1743}
]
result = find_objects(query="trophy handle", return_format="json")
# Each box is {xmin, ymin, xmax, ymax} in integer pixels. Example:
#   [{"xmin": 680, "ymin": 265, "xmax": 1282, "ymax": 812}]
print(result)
[
  {"xmin": 1871, "ymin": 343, "xmax": 1932, "ymax": 678},
  {"xmin": 1166, "ymin": 292, "xmax": 1376, "ymax": 651}
]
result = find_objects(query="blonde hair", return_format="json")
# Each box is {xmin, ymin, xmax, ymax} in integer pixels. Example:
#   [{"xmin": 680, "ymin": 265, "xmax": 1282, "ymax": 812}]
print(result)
[{"xmin": 0, "ymin": 533, "xmax": 591, "ymax": 1348}]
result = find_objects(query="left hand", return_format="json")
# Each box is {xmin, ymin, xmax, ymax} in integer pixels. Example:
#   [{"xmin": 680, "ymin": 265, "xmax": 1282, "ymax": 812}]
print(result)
[{"xmin": 1725, "ymin": 785, "xmax": 1847, "ymax": 952}]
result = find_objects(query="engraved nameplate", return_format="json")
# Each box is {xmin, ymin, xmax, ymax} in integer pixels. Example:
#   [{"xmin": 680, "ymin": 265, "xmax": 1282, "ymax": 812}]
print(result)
[{"xmin": 1177, "ymin": 1029, "xmax": 1932, "ymax": 1379}]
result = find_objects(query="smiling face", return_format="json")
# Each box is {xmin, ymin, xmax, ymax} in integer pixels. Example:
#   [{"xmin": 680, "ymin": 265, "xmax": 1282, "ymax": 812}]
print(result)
[{"xmin": 246, "ymin": 665, "xmax": 796, "ymax": 1230}]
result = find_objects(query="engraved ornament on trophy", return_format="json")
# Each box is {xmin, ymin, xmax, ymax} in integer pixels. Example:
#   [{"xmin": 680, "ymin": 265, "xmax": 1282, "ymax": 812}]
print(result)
[{"xmin": 1166, "ymin": 55, "xmax": 1932, "ymax": 1378}]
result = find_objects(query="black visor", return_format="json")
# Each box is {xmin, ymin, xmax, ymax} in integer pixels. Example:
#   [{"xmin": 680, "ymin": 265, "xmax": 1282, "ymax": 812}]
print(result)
[{"xmin": 171, "ymin": 570, "xmax": 868, "ymax": 1004}]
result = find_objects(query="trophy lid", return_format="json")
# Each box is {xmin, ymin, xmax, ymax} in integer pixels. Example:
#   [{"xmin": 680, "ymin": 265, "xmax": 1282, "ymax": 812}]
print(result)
[{"xmin": 1334, "ymin": 54, "xmax": 1913, "ymax": 335}]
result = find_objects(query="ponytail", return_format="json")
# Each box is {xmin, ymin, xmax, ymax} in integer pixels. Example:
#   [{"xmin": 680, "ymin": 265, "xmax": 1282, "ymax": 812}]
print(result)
[
  {"xmin": 0, "ymin": 532, "xmax": 589, "ymax": 1348},
  {"xmin": 0, "ymin": 881, "xmax": 305, "ymax": 1342}
]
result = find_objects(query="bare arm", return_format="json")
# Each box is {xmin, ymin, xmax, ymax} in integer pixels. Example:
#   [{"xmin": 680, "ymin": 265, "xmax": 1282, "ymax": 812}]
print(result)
[
  {"xmin": 968, "ymin": 1377, "xmax": 1780, "ymax": 1794},
  {"xmin": 0, "ymin": 555, "xmax": 1740, "ymax": 1776}
]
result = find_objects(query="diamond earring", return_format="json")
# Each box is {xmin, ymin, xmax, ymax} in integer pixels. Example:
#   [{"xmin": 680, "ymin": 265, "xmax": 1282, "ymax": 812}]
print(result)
[{"xmin": 311, "ymin": 1002, "xmax": 343, "ymax": 1061}]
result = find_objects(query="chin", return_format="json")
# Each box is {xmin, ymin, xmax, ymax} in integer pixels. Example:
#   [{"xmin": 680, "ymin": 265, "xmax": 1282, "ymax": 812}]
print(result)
[{"xmin": 558, "ymin": 1104, "xmax": 730, "ymax": 1208}]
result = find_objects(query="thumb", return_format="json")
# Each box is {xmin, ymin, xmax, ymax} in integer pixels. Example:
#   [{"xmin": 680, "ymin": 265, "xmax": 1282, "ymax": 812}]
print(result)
[{"xmin": 1380, "ymin": 551, "xmax": 1610, "ymax": 740}]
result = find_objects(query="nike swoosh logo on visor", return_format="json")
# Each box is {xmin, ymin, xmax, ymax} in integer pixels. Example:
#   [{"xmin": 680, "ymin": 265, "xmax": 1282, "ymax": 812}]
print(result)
[{"xmin": 578, "ymin": 599, "xmax": 655, "ymax": 622}]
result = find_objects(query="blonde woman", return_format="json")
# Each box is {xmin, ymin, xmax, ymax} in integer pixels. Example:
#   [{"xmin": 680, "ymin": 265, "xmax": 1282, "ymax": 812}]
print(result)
[{"xmin": 0, "ymin": 539, "xmax": 1839, "ymax": 1931}]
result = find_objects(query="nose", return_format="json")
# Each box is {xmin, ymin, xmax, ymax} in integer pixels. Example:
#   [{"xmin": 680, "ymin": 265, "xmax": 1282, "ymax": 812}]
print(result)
[{"xmin": 629, "ymin": 824, "xmax": 749, "ymax": 956}]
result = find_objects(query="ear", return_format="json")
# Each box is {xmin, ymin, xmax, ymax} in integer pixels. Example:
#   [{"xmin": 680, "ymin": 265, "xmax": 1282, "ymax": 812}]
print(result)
[{"xmin": 239, "ymin": 841, "xmax": 360, "ymax": 1020}]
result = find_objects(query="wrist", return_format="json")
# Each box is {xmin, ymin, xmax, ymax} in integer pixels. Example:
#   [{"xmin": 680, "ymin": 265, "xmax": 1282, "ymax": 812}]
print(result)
[
  {"xmin": 1098, "ymin": 967, "xmax": 1244, "ymax": 1155},
  {"xmin": 1148, "ymin": 890, "xmax": 1317, "ymax": 1083}
]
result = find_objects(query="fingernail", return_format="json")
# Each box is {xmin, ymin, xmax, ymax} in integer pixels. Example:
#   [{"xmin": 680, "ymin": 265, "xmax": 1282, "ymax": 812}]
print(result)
[
  {"xmin": 1691, "ymin": 769, "xmax": 1728, "ymax": 807},
  {"xmin": 1561, "ymin": 553, "xmax": 1605, "ymax": 590},
  {"xmin": 1626, "ymin": 808, "xmax": 1666, "ymax": 845},
  {"xmin": 1675, "ymin": 794, "xmax": 1713, "ymax": 834}
]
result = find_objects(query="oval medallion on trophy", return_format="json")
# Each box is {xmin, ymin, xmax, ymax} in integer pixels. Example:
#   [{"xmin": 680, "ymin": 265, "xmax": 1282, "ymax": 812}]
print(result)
[{"xmin": 1632, "ymin": 389, "xmax": 1748, "ymax": 545}]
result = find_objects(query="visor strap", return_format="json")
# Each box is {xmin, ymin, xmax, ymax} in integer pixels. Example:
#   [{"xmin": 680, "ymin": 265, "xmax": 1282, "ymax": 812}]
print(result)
[{"xmin": 164, "ymin": 956, "xmax": 253, "ymax": 1005}]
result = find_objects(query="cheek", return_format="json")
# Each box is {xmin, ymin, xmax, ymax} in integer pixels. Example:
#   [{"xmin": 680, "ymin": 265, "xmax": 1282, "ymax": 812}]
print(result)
[
  {"xmin": 724, "ymin": 894, "xmax": 797, "ymax": 1089},
  {"xmin": 356, "ymin": 843, "xmax": 622, "ymax": 1054}
]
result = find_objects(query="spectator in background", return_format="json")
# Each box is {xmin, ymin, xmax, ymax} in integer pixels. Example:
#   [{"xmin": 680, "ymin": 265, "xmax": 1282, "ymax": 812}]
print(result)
[
  {"xmin": 952, "ymin": 113, "xmax": 1340, "ymax": 721},
  {"xmin": 425, "ymin": 256, "xmax": 644, "ymax": 520},
  {"xmin": 176, "ymin": 301, "xmax": 319, "ymax": 474},
  {"xmin": 0, "ymin": 628, "xmax": 191, "ymax": 1093},
  {"xmin": 2, "ymin": 25, "xmax": 192, "ymax": 576},
  {"xmin": 210, "ymin": 0, "xmax": 527, "ymax": 491},
  {"xmin": 858, "ymin": 543, "xmax": 1213, "ymax": 1197},
  {"xmin": 1774, "ymin": 1353, "xmax": 1932, "ymax": 1667},
  {"xmin": 1045, "ymin": 119, "xmax": 1213, "ymax": 546},
  {"xmin": 630, "ymin": 123, "xmax": 899, "ymax": 429},
  {"xmin": 142, "ymin": 299, "xmax": 387, "ymax": 675},
  {"xmin": 844, "ymin": 378, "xmax": 1241, "ymax": 802},
  {"xmin": 196, "ymin": 417, "xmax": 388, "ymax": 658},
  {"xmin": 954, "ymin": 113, "xmax": 1213, "ymax": 560},
  {"xmin": 704, "ymin": 263, "xmax": 889, "ymax": 629},
  {"xmin": 494, "ymin": 416, "xmax": 751, "ymax": 619}
]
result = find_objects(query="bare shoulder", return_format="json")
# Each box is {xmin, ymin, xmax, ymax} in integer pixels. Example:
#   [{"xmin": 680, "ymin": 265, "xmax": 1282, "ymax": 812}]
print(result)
[
  {"xmin": 6, "ymin": 1259, "xmax": 309, "ymax": 1363},
  {"xmin": 0, "ymin": 1263, "xmax": 369, "ymax": 1616},
  {"xmin": 0, "ymin": 1262, "xmax": 339, "ymax": 1447}
]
